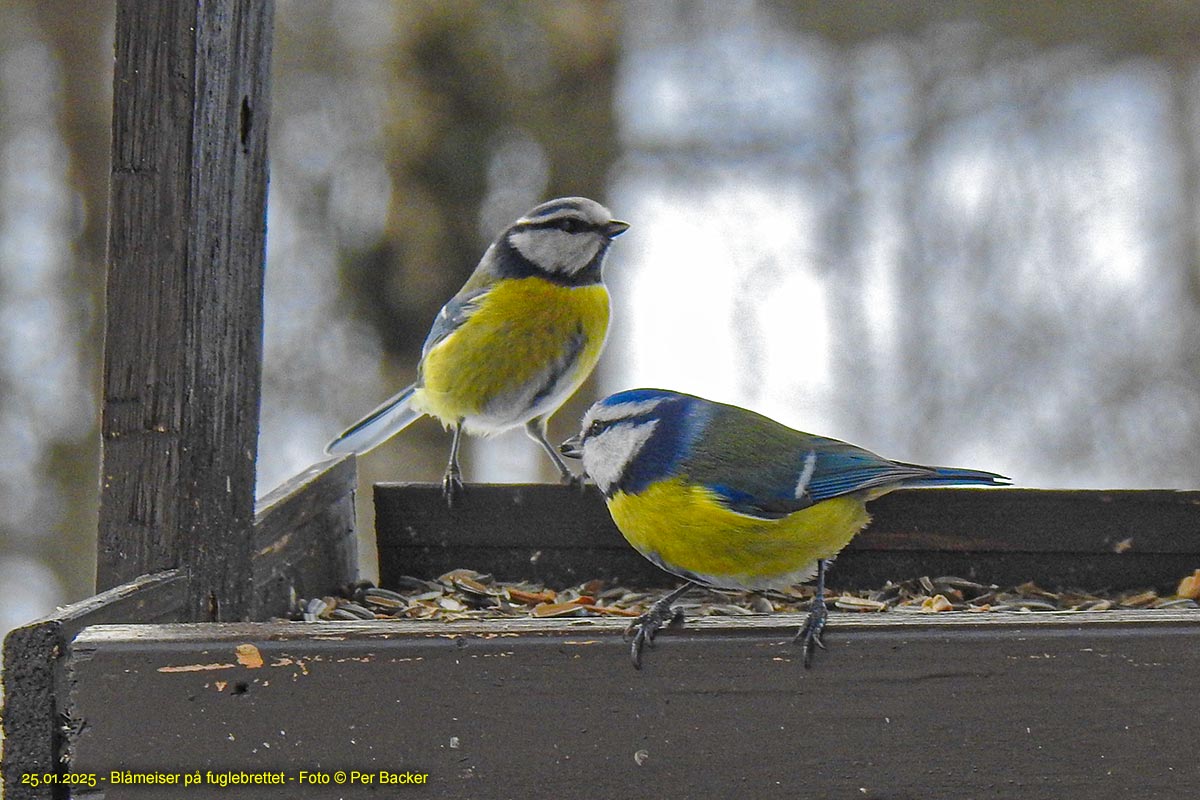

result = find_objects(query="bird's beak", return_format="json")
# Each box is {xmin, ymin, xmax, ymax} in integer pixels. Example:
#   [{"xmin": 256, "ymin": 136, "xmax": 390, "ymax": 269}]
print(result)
[
  {"xmin": 560, "ymin": 433, "xmax": 583, "ymax": 459},
  {"xmin": 603, "ymin": 220, "xmax": 630, "ymax": 239}
]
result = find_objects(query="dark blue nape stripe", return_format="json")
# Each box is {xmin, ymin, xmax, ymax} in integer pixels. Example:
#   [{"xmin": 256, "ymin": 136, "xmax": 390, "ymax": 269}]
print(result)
[
  {"xmin": 493, "ymin": 237, "xmax": 608, "ymax": 287},
  {"xmin": 616, "ymin": 395, "xmax": 700, "ymax": 495}
]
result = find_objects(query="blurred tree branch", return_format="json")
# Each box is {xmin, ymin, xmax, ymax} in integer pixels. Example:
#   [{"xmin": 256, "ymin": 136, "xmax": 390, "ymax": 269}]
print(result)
[{"xmin": 29, "ymin": 0, "xmax": 114, "ymax": 597}]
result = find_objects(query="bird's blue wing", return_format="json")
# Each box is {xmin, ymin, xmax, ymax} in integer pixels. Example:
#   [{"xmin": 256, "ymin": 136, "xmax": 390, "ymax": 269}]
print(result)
[
  {"xmin": 685, "ymin": 404, "xmax": 939, "ymax": 519},
  {"xmin": 798, "ymin": 439, "xmax": 932, "ymax": 503},
  {"xmin": 701, "ymin": 439, "xmax": 935, "ymax": 519},
  {"xmin": 420, "ymin": 286, "xmax": 490, "ymax": 358},
  {"xmin": 705, "ymin": 483, "xmax": 810, "ymax": 519}
]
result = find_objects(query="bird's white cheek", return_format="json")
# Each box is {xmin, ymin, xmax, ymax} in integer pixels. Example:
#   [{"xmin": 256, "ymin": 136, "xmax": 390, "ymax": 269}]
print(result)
[
  {"xmin": 581, "ymin": 421, "xmax": 658, "ymax": 493},
  {"xmin": 510, "ymin": 229, "xmax": 602, "ymax": 274}
]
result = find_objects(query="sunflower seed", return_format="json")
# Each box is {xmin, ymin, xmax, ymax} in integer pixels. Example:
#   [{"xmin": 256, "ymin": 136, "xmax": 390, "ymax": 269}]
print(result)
[{"xmin": 835, "ymin": 595, "xmax": 887, "ymax": 612}]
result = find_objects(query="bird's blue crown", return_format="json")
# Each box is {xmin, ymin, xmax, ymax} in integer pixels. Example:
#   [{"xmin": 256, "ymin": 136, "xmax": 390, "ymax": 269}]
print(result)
[
  {"xmin": 598, "ymin": 388, "xmax": 683, "ymax": 408},
  {"xmin": 595, "ymin": 389, "xmax": 708, "ymax": 495}
]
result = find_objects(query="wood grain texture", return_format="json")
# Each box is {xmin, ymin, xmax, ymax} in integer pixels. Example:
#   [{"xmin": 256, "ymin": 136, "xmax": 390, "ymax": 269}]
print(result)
[
  {"xmin": 98, "ymin": 0, "xmax": 274, "ymax": 620},
  {"xmin": 65, "ymin": 612, "xmax": 1200, "ymax": 799},
  {"xmin": 1, "ymin": 571, "xmax": 188, "ymax": 800},
  {"xmin": 251, "ymin": 455, "xmax": 358, "ymax": 619},
  {"xmin": 2, "ymin": 456, "xmax": 356, "ymax": 799},
  {"xmin": 376, "ymin": 484, "xmax": 1200, "ymax": 591}
]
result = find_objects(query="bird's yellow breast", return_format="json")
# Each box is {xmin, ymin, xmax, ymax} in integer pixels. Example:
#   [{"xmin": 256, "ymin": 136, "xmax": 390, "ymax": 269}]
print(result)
[
  {"xmin": 416, "ymin": 278, "xmax": 609, "ymax": 427},
  {"xmin": 607, "ymin": 477, "xmax": 872, "ymax": 591}
]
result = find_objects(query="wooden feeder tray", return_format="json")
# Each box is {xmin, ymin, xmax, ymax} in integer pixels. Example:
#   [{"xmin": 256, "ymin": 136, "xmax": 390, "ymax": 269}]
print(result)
[{"xmin": 8, "ymin": 475, "xmax": 1198, "ymax": 799}]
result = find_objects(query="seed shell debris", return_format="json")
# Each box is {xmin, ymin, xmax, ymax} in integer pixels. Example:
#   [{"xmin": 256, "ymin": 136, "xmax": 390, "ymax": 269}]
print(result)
[{"xmin": 287, "ymin": 569, "xmax": 1200, "ymax": 624}]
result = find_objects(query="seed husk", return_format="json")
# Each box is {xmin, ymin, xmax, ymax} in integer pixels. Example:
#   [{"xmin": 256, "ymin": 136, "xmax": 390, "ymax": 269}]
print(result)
[{"xmin": 286, "ymin": 571, "xmax": 1200, "ymax": 626}]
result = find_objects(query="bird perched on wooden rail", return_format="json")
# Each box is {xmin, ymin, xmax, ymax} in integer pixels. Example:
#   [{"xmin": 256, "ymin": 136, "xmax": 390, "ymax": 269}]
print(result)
[
  {"xmin": 560, "ymin": 388, "xmax": 1009, "ymax": 669},
  {"xmin": 327, "ymin": 197, "xmax": 629, "ymax": 506}
]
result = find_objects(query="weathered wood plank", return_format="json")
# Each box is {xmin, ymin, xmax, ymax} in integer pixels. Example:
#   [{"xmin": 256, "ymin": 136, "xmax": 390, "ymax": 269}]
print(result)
[
  {"xmin": 1, "ymin": 456, "xmax": 356, "ymax": 799},
  {"xmin": 376, "ymin": 484, "xmax": 1200, "ymax": 591},
  {"xmin": 1, "ymin": 571, "xmax": 188, "ymax": 800},
  {"xmin": 61, "ymin": 608, "xmax": 1200, "ymax": 638},
  {"xmin": 251, "ymin": 455, "xmax": 358, "ymax": 620},
  {"xmin": 65, "ymin": 612, "xmax": 1200, "ymax": 799},
  {"xmin": 98, "ymin": 0, "xmax": 274, "ymax": 621},
  {"xmin": 865, "ymin": 488, "xmax": 1200, "ymax": 553}
]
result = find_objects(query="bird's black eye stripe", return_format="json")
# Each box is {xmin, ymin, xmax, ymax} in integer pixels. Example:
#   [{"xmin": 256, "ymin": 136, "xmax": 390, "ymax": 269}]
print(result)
[
  {"xmin": 586, "ymin": 410, "xmax": 660, "ymax": 439},
  {"xmin": 516, "ymin": 217, "xmax": 590, "ymax": 232},
  {"xmin": 515, "ymin": 216, "xmax": 593, "ymax": 235},
  {"xmin": 587, "ymin": 418, "xmax": 611, "ymax": 437}
]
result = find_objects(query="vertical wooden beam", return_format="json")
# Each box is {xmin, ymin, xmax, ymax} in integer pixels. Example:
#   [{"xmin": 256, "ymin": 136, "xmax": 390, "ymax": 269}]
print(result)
[{"xmin": 98, "ymin": 0, "xmax": 274, "ymax": 621}]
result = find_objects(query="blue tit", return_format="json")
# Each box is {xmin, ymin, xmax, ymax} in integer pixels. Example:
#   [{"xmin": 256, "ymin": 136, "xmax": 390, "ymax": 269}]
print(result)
[
  {"xmin": 560, "ymin": 388, "xmax": 1009, "ymax": 668},
  {"xmin": 327, "ymin": 197, "xmax": 629, "ymax": 505}
]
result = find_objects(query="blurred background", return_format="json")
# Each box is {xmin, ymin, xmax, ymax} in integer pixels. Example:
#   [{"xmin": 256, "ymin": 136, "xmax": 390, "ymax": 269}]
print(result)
[{"xmin": 2, "ymin": 0, "xmax": 1199, "ymax": 640}]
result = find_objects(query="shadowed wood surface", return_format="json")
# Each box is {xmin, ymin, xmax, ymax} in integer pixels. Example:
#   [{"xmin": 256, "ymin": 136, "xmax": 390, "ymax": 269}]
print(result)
[
  {"xmin": 97, "ymin": 0, "xmax": 273, "ymax": 619},
  {"xmin": 65, "ymin": 612, "xmax": 1200, "ymax": 799},
  {"xmin": 251, "ymin": 455, "xmax": 358, "ymax": 620},
  {"xmin": 3, "ymin": 457, "xmax": 356, "ymax": 800},
  {"xmin": 1, "ymin": 571, "xmax": 188, "ymax": 800},
  {"xmin": 376, "ymin": 484, "xmax": 1200, "ymax": 592}
]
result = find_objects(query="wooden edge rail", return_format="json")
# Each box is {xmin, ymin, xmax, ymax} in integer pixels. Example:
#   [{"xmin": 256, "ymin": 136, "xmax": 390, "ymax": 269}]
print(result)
[
  {"xmin": 2, "ymin": 455, "xmax": 357, "ymax": 800},
  {"xmin": 61, "ymin": 608, "xmax": 1200, "ymax": 639},
  {"xmin": 1, "ymin": 570, "xmax": 188, "ymax": 800},
  {"xmin": 60, "ymin": 611, "xmax": 1200, "ymax": 799},
  {"xmin": 375, "ymin": 483, "xmax": 1200, "ymax": 591},
  {"xmin": 251, "ymin": 454, "xmax": 358, "ymax": 620}
]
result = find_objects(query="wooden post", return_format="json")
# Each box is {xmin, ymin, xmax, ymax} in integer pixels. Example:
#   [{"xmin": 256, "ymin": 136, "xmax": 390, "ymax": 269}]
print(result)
[
  {"xmin": 98, "ymin": 0, "xmax": 274, "ymax": 621},
  {"xmin": 3, "ymin": 457, "xmax": 357, "ymax": 800}
]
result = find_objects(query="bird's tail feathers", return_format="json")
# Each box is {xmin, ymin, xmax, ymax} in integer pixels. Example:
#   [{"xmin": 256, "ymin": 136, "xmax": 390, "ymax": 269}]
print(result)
[
  {"xmin": 901, "ymin": 464, "xmax": 1010, "ymax": 488},
  {"xmin": 326, "ymin": 384, "xmax": 421, "ymax": 456}
]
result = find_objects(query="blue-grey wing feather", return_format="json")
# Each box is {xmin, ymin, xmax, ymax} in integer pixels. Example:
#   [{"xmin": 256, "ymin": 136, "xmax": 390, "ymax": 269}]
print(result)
[
  {"xmin": 525, "ymin": 327, "xmax": 587, "ymax": 410},
  {"xmin": 800, "ymin": 441, "xmax": 931, "ymax": 502},
  {"xmin": 421, "ymin": 286, "xmax": 490, "ymax": 358},
  {"xmin": 687, "ymin": 403, "xmax": 973, "ymax": 520}
]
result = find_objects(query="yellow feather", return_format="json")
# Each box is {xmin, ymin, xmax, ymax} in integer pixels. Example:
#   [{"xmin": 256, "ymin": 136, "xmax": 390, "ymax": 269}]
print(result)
[
  {"xmin": 414, "ymin": 278, "xmax": 609, "ymax": 426},
  {"xmin": 607, "ymin": 477, "xmax": 874, "ymax": 590}
]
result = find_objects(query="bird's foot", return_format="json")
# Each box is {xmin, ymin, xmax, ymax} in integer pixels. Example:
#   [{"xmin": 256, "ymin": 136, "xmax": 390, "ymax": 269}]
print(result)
[
  {"xmin": 559, "ymin": 469, "xmax": 589, "ymax": 493},
  {"xmin": 625, "ymin": 596, "xmax": 686, "ymax": 670},
  {"xmin": 794, "ymin": 591, "xmax": 829, "ymax": 668},
  {"xmin": 441, "ymin": 468, "xmax": 464, "ymax": 508}
]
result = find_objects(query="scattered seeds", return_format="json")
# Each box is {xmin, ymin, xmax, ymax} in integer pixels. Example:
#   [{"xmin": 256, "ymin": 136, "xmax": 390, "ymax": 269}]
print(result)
[
  {"xmin": 302, "ymin": 597, "xmax": 328, "ymax": 622},
  {"xmin": 834, "ymin": 595, "xmax": 887, "ymax": 612},
  {"xmin": 1177, "ymin": 569, "xmax": 1200, "ymax": 600},
  {"xmin": 287, "ymin": 570, "xmax": 1200, "ymax": 624},
  {"xmin": 1119, "ymin": 590, "xmax": 1158, "ymax": 608},
  {"xmin": 362, "ymin": 587, "xmax": 408, "ymax": 611},
  {"xmin": 921, "ymin": 594, "xmax": 954, "ymax": 612},
  {"xmin": 532, "ymin": 601, "xmax": 588, "ymax": 618},
  {"xmin": 437, "ymin": 596, "xmax": 468, "ymax": 612},
  {"xmin": 508, "ymin": 587, "xmax": 557, "ymax": 605}
]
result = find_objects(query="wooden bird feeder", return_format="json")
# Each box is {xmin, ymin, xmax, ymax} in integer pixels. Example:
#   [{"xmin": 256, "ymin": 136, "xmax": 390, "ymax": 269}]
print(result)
[{"xmin": 3, "ymin": 2, "xmax": 1199, "ymax": 798}]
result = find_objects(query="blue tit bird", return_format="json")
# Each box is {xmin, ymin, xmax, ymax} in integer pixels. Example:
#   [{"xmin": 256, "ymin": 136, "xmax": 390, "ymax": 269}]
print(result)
[
  {"xmin": 327, "ymin": 197, "xmax": 629, "ymax": 505},
  {"xmin": 560, "ymin": 388, "xmax": 1009, "ymax": 669}
]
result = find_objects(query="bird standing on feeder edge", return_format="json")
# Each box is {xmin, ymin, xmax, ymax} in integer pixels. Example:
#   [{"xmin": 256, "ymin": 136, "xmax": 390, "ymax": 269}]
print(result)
[
  {"xmin": 327, "ymin": 197, "xmax": 629, "ymax": 507},
  {"xmin": 560, "ymin": 388, "xmax": 1010, "ymax": 669}
]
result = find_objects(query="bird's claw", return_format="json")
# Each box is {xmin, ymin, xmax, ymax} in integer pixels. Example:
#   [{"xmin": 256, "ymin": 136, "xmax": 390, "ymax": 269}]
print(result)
[
  {"xmin": 624, "ymin": 603, "xmax": 685, "ymax": 670},
  {"xmin": 442, "ymin": 469, "xmax": 464, "ymax": 508},
  {"xmin": 794, "ymin": 592, "xmax": 829, "ymax": 668},
  {"xmin": 560, "ymin": 470, "xmax": 588, "ymax": 493}
]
